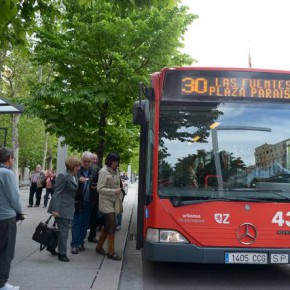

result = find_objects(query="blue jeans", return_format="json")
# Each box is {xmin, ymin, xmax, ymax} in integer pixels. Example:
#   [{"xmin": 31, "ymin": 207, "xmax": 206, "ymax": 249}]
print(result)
[
  {"xmin": 116, "ymin": 213, "xmax": 122, "ymax": 226},
  {"xmin": 71, "ymin": 201, "xmax": 91, "ymax": 247}
]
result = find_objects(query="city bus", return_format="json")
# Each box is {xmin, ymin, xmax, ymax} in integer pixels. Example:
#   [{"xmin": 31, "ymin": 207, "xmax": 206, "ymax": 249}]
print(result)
[{"xmin": 133, "ymin": 67, "xmax": 290, "ymax": 264}]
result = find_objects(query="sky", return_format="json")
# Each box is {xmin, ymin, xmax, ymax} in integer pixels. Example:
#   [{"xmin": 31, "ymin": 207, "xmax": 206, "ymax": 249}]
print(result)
[{"xmin": 181, "ymin": 0, "xmax": 290, "ymax": 70}]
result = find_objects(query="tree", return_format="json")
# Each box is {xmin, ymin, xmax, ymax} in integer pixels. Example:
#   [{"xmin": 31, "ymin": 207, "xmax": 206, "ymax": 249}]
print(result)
[
  {"xmin": 29, "ymin": 0, "xmax": 197, "ymax": 165},
  {"xmin": 0, "ymin": 0, "xmax": 62, "ymax": 48},
  {"xmin": 1, "ymin": 49, "xmax": 58, "ymax": 172},
  {"xmin": 0, "ymin": 0, "xmax": 177, "ymax": 48}
]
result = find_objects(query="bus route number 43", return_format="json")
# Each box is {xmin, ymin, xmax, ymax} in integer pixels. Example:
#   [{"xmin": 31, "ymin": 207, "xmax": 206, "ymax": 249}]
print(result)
[{"xmin": 272, "ymin": 211, "xmax": 290, "ymax": 227}]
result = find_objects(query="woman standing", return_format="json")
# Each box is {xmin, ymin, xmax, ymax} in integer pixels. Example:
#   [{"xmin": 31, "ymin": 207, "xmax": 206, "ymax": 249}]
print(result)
[
  {"xmin": 95, "ymin": 152, "xmax": 122, "ymax": 260},
  {"xmin": 48, "ymin": 156, "xmax": 81, "ymax": 262},
  {"xmin": 43, "ymin": 170, "xmax": 55, "ymax": 208}
]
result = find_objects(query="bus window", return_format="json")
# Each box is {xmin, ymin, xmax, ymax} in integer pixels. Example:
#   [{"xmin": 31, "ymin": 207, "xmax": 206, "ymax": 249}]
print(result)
[{"xmin": 158, "ymin": 102, "xmax": 290, "ymax": 203}]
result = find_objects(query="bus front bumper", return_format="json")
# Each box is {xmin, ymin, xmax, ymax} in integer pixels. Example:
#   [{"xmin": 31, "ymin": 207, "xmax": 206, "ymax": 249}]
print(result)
[{"xmin": 143, "ymin": 240, "xmax": 290, "ymax": 264}]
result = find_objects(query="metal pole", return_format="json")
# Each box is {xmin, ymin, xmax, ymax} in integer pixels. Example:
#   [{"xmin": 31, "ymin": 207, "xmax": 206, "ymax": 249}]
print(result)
[{"xmin": 56, "ymin": 137, "xmax": 68, "ymax": 175}]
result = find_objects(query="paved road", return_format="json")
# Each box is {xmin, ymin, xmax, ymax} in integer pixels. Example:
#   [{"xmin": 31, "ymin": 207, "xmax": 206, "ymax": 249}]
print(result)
[{"xmin": 142, "ymin": 261, "xmax": 290, "ymax": 290}]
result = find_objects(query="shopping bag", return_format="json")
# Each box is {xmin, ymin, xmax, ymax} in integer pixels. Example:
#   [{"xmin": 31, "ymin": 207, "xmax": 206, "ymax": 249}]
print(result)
[
  {"xmin": 32, "ymin": 215, "xmax": 59, "ymax": 251},
  {"xmin": 114, "ymin": 197, "xmax": 123, "ymax": 214}
]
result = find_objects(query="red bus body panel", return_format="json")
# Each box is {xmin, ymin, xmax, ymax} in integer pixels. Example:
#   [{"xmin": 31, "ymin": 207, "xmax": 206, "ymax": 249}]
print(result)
[{"xmin": 145, "ymin": 199, "xmax": 290, "ymax": 248}]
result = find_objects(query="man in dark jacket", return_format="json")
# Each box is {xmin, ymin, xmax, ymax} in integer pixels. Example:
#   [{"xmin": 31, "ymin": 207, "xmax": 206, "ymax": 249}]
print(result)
[
  {"xmin": 71, "ymin": 151, "xmax": 93, "ymax": 254},
  {"xmin": 87, "ymin": 153, "xmax": 101, "ymax": 243}
]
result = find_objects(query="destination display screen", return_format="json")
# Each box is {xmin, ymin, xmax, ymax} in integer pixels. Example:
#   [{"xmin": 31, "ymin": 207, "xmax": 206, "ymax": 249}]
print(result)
[{"xmin": 162, "ymin": 69, "xmax": 290, "ymax": 100}]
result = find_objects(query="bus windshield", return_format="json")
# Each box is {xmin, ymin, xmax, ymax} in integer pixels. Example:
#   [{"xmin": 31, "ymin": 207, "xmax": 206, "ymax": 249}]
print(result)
[{"xmin": 158, "ymin": 101, "xmax": 290, "ymax": 204}]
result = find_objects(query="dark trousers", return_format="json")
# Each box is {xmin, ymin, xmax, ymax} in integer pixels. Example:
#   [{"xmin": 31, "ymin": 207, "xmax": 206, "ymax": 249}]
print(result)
[
  {"xmin": 0, "ymin": 217, "xmax": 16, "ymax": 288},
  {"xmin": 88, "ymin": 208, "xmax": 99, "ymax": 239},
  {"xmin": 29, "ymin": 182, "xmax": 43, "ymax": 206},
  {"xmin": 43, "ymin": 188, "xmax": 54, "ymax": 207}
]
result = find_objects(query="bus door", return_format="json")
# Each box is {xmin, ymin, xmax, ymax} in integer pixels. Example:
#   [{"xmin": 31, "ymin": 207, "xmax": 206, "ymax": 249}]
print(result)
[{"xmin": 133, "ymin": 99, "xmax": 149, "ymax": 250}]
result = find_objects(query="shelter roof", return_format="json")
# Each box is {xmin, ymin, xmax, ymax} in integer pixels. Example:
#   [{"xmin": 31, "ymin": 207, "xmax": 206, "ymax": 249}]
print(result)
[{"xmin": 0, "ymin": 97, "xmax": 23, "ymax": 114}]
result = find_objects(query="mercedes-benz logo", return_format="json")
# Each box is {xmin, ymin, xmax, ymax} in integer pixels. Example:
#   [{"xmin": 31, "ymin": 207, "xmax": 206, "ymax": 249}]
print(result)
[{"xmin": 236, "ymin": 223, "xmax": 258, "ymax": 245}]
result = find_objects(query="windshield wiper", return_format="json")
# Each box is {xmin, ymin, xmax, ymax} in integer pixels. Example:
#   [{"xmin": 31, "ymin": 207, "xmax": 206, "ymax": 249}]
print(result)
[
  {"xmin": 176, "ymin": 194, "xmax": 290, "ymax": 206},
  {"xmin": 177, "ymin": 197, "xmax": 264, "ymax": 206},
  {"xmin": 216, "ymin": 188, "xmax": 290, "ymax": 200}
]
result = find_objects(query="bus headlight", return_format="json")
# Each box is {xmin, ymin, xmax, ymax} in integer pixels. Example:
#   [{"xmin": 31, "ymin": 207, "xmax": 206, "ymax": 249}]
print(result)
[{"xmin": 146, "ymin": 228, "xmax": 189, "ymax": 243}]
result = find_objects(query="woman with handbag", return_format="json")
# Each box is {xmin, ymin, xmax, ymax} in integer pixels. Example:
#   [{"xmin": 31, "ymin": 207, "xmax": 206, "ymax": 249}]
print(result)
[
  {"xmin": 95, "ymin": 152, "xmax": 123, "ymax": 261},
  {"xmin": 48, "ymin": 156, "xmax": 81, "ymax": 262}
]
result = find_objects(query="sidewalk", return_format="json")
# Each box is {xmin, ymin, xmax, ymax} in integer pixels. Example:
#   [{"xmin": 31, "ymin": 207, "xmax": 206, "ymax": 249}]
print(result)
[{"xmin": 10, "ymin": 183, "xmax": 138, "ymax": 290}]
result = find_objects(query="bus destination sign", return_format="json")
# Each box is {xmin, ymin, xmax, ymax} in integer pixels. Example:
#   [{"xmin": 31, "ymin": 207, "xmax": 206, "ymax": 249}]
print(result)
[
  {"xmin": 181, "ymin": 76, "xmax": 290, "ymax": 99},
  {"xmin": 162, "ymin": 70, "xmax": 290, "ymax": 100}
]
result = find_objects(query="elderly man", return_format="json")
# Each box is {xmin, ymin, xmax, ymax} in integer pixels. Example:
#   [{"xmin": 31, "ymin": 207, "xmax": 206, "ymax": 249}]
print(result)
[
  {"xmin": 71, "ymin": 151, "xmax": 93, "ymax": 254},
  {"xmin": 0, "ymin": 148, "xmax": 24, "ymax": 290},
  {"xmin": 28, "ymin": 164, "xmax": 45, "ymax": 207},
  {"xmin": 87, "ymin": 153, "xmax": 101, "ymax": 243}
]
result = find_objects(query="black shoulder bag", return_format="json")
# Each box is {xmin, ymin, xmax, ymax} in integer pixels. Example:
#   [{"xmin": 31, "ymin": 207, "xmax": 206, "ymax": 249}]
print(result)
[{"xmin": 32, "ymin": 215, "xmax": 59, "ymax": 251}]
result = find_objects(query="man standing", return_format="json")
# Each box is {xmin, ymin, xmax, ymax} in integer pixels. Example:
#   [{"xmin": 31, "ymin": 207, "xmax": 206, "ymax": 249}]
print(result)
[
  {"xmin": 27, "ymin": 164, "xmax": 45, "ymax": 207},
  {"xmin": 87, "ymin": 153, "xmax": 101, "ymax": 243},
  {"xmin": 0, "ymin": 148, "xmax": 24, "ymax": 290},
  {"xmin": 71, "ymin": 151, "xmax": 93, "ymax": 254}
]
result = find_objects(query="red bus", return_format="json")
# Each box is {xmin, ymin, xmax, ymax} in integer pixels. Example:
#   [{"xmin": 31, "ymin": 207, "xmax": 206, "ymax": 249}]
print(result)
[{"xmin": 133, "ymin": 67, "xmax": 290, "ymax": 264}]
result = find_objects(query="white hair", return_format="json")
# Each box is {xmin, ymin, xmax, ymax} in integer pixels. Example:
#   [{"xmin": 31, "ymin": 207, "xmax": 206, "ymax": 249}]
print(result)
[{"xmin": 82, "ymin": 151, "xmax": 92, "ymax": 159}]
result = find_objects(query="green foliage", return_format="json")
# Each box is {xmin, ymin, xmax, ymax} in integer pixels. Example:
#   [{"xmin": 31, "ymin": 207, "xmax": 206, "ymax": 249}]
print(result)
[
  {"xmin": 0, "ymin": 1, "xmax": 197, "ymax": 171},
  {"xmin": 0, "ymin": 113, "xmax": 51, "ymax": 169},
  {"xmin": 0, "ymin": 48, "xmax": 59, "ymax": 170},
  {"xmin": 18, "ymin": 116, "xmax": 46, "ymax": 169},
  {"xmin": 28, "ymin": 0, "xmax": 197, "ymax": 165},
  {"xmin": 79, "ymin": 0, "xmax": 178, "ymax": 9},
  {"xmin": 0, "ymin": 115, "xmax": 10, "ymax": 146},
  {"xmin": 0, "ymin": 0, "xmax": 62, "ymax": 48}
]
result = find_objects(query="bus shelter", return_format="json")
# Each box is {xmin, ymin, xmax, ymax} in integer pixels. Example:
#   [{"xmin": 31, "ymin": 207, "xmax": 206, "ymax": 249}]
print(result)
[{"xmin": 0, "ymin": 97, "xmax": 23, "ymax": 147}]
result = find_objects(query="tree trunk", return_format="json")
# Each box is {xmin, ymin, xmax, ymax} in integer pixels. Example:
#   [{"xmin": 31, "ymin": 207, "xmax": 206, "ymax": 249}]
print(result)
[
  {"xmin": 46, "ymin": 148, "xmax": 53, "ymax": 170},
  {"xmin": 42, "ymin": 132, "xmax": 49, "ymax": 170},
  {"xmin": 96, "ymin": 102, "xmax": 108, "ymax": 167}
]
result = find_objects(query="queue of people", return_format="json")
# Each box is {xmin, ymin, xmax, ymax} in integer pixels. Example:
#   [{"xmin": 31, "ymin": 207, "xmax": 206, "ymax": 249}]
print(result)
[
  {"xmin": 0, "ymin": 148, "xmax": 126, "ymax": 290},
  {"xmin": 47, "ymin": 151, "xmax": 124, "ymax": 262}
]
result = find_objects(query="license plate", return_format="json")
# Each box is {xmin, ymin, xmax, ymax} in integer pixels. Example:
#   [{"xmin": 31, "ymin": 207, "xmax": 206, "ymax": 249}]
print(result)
[
  {"xmin": 225, "ymin": 252, "xmax": 268, "ymax": 264},
  {"xmin": 270, "ymin": 254, "xmax": 289, "ymax": 264}
]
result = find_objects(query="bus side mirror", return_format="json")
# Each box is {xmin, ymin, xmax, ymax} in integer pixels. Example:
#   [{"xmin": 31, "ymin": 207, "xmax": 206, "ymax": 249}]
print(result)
[{"xmin": 132, "ymin": 100, "xmax": 149, "ymax": 126}]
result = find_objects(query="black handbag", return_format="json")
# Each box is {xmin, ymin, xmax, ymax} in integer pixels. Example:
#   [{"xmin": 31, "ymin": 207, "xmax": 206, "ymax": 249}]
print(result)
[{"xmin": 32, "ymin": 215, "xmax": 59, "ymax": 251}]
